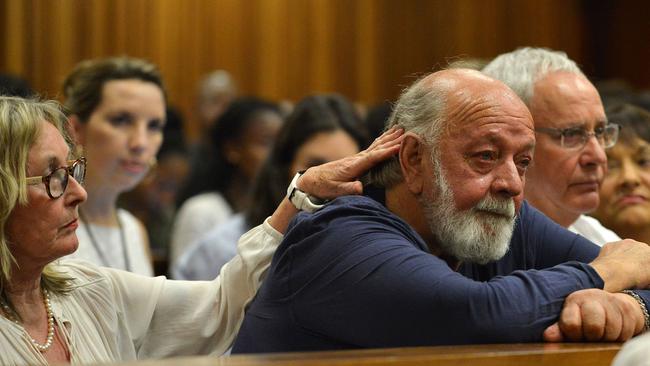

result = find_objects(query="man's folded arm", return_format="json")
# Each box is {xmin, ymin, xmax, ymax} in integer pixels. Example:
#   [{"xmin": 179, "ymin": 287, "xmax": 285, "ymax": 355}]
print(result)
[{"xmin": 291, "ymin": 232, "xmax": 604, "ymax": 347}]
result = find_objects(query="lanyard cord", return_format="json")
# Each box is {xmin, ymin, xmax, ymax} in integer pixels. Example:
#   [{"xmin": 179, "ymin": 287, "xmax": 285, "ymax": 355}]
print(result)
[{"xmin": 78, "ymin": 210, "xmax": 131, "ymax": 272}]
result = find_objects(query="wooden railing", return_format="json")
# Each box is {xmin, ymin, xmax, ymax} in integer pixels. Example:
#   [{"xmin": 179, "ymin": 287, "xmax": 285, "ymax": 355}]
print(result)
[{"xmin": 112, "ymin": 343, "xmax": 622, "ymax": 366}]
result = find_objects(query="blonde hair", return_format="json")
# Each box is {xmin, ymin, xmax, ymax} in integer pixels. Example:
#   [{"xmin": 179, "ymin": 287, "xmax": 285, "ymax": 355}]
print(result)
[{"xmin": 0, "ymin": 96, "xmax": 75, "ymax": 294}]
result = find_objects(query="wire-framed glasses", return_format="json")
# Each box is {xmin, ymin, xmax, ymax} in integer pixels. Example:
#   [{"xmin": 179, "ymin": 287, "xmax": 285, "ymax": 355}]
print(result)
[
  {"xmin": 25, "ymin": 157, "xmax": 87, "ymax": 199},
  {"xmin": 535, "ymin": 123, "xmax": 620, "ymax": 149}
]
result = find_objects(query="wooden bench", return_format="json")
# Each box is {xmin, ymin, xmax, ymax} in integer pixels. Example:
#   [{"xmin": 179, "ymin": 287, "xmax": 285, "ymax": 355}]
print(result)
[{"xmin": 112, "ymin": 343, "xmax": 622, "ymax": 366}]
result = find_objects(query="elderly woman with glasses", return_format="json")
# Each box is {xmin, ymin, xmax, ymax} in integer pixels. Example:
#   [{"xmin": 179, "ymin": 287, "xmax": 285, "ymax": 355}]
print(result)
[
  {"xmin": 593, "ymin": 104, "xmax": 650, "ymax": 244},
  {"xmin": 0, "ymin": 96, "xmax": 402, "ymax": 364}
]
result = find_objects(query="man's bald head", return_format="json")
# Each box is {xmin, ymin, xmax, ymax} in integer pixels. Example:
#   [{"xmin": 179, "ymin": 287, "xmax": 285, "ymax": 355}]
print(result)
[{"xmin": 368, "ymin": 68, "xmax": 532, "ymax": 188}]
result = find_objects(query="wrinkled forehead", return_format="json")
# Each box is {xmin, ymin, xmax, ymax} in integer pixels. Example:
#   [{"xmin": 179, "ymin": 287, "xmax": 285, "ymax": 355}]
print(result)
[
  {"xmin": 530, "ymin": 71, "xmax": 605, "ymax": 125},
  {"xmin": 445, "ymin": 83, "xmax": 534, "ymax": 131},
  {"xmin": 28, "ymin": 121, "xmax": 73, "ymax": 169}
]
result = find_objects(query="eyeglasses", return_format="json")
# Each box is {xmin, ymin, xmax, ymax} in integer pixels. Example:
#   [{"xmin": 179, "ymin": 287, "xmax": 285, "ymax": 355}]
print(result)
[
  {"xmin": 25, "ymin": 157, "xmax": 86, "ymax": 199},
  {"xmin": 535, "ymin": 124, "xmax": 620, "ymax": 149}
]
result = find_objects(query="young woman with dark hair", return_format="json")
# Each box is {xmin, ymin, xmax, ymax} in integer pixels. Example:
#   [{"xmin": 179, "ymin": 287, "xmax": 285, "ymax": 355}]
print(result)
[
  {"xmin": 170, "ymin": 97, "xmax": 283, "ymax": 264},
  {"xmin": 173, "ymin": 94, "xmax": 369, "ymax": 280}
]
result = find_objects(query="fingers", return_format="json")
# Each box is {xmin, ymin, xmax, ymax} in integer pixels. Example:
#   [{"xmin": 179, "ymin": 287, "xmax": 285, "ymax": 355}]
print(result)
[
  {"xmin": 543, "ymin": 323, "xmax": 563, "ymax": 342},
  {"xmin": 351, "ymin": 145, "xmax": 399, "ymax": 172},
  {"xmin": 614, "ymin": 292, "xmax": 645, "ymax": 341},
  {"xmin": 341, "ymin": 136, "xmax": 403, "ymax": 179},
  {"xmin": 580, "ymin": 300, "xmax": 608, "ymax": 341},
  {"xmin": 366, "ymin": 127, "xmax": 403, "ymax": 151},
  {"xmin": 617, "ymin": 306, "xmax": 635, "ymax": 342},
  {"xmin": 556, "ymin": 289, "xmax": 637, "ymax": 342},
  {"xmin": 558, "ymin": 301, "xmax": 583, "ymax": 341},
  {"xmin": 296, "ymin": 128, "xmax": 404, "ymax": 201},
  {"xmin": 330, "ymin": 181, "xmax": 364, "ymax": 197}
]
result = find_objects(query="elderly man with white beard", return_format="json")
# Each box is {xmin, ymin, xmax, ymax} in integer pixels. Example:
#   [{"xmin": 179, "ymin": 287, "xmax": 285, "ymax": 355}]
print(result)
[{"xmin": 232, "ymin": 69, "xmax": 650, "ymax": 353}]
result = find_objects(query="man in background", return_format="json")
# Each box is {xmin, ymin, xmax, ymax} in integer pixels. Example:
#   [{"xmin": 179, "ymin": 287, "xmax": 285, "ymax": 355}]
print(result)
[{"xmin": 483, "ymin": 47, "xmax": 620, "ymax": 245}]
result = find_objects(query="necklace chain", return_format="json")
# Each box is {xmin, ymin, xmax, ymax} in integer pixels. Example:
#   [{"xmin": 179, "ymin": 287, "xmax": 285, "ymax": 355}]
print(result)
[
  {"xmin": 79, "ymin": 210, "xmax": 131, "ymax": 272},
  {"xmin": 1, "ymin": 289, "xmax": 55, "ymax": 352}
]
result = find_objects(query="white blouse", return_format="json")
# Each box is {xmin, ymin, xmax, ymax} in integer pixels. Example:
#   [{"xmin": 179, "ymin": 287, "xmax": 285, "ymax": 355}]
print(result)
[
  {"xmin": 0, "ymin": 218, "xmax": 283, "ymax": 365},
  {"xmin": 612, "ymin": 332, "xmax": 650, "ymax": 366},
  {"xmin": 170, "ymin": 192, "xmax": 234, "ymax": 266},
  {"xmin": 69, "ymin": 209, "xmax": 153, "ymax": 276},
  {"xmin": 172, "ymin": 213, "xmax": 246, "ymax": 280},
  {"xmin": 568, "ymin": 214, "xmax": 621, "ymax": 247}
]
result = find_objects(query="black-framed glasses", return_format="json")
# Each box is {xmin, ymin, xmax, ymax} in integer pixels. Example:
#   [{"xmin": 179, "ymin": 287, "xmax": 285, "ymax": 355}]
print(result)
[
  {"xmin": 25, "ymin": 157, "xmax": 86, "ymax": 199},
  {"xmin": 535, "ymin": 123, "xmax": 620, "ymax": 149}
]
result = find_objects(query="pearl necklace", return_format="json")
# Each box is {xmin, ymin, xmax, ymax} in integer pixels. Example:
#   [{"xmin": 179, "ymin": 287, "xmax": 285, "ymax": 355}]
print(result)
[{"xmin": 0, "ymin": 289, "xmax": 55, "ymax": 352}]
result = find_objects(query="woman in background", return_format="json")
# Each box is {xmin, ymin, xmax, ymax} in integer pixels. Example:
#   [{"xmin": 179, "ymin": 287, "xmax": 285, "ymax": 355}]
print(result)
[
  {"xmin": 593, "ymin": 103, "xmax": 650, "ymax": 243},
  {"xmin": 64, "ymin": 57, "xmax": 166, "ymax": 275},
  {"xmin": 173, "ymin": 94, "xmax": 368, "ymax": 280},
  {"xmin": 170, "ymin": 98, "xmax": 283, "ymax": 265}
]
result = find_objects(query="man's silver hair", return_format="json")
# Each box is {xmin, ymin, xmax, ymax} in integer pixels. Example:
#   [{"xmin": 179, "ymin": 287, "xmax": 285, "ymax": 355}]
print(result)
[
  {"xmin": 366, "ymin": 75, "xmax": 448, "ymax": 188},
  {"xmin": 482, "ymin": 47, "xmax": 584, "ymax": 105}
]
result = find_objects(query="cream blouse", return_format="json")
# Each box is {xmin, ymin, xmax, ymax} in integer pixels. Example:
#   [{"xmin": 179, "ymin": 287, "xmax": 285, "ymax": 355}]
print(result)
[
  {"xmin": 70, "ymin": 209, "xmax": 154, "ymax": 276},
  {"xmin": 0, "ymin": 218, "xmax": 283, "ymax": 365}
]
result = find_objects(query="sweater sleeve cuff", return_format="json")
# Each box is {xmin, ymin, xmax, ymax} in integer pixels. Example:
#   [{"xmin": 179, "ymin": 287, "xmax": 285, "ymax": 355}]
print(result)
[{"xmin": 565, "ymin": 261, "xmax": 605, "ymax": 289}]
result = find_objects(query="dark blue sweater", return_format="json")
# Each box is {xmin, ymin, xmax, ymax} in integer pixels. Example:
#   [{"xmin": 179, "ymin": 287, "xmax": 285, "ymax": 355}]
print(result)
[{"xmin": 233, "ymin": 195, "xmax": 648, "ymax": 353}]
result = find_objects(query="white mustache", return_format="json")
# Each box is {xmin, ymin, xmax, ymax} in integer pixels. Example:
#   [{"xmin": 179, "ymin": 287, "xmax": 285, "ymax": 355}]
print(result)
[{"xmin": 474, "ymin": 195, "xmax": 515, "ymax": 218}]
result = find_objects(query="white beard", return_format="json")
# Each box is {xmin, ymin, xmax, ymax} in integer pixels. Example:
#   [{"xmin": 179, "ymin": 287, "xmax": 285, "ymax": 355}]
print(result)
[{"xmin": 420, "ymin": 160, "xmax": 516, "ymax": 265}]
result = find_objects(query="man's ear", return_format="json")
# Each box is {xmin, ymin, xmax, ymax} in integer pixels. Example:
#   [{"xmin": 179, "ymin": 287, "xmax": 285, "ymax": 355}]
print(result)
[
  {"xmin": 69, "ymin": 115, "xmax": 86, "ymax": 146},
  {"xmin": 399, "ymin": 133, "xmax": 427, "ymax": 195}
]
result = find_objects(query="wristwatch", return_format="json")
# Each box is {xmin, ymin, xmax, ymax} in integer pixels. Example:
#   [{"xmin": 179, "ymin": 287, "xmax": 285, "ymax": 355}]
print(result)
[{"xmin": 286, "ymin": 171, "xmax": 326, "ymax": 213}]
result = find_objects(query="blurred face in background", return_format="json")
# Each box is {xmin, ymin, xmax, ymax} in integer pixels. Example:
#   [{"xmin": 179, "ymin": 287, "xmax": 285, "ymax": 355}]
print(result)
[
  {"xmin": 289, "ymin": 129, "xmax": 360, "ymax": 177},
  {"xmin": 74, "ymin": 79, "xmax": 166, "ymax": 193},
  {"xmin": 593, "ymin": 136, "xmax": 650, "ymax": 234},
  {"xmin": 224, "ymin": 110, "xmax": 283, "ymax": 181}
]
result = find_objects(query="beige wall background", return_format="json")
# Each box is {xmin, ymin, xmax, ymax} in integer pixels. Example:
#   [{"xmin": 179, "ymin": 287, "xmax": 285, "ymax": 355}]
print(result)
[{"xmin": 2, "ymin": 0, "xmax": 636, "ymax": 141}]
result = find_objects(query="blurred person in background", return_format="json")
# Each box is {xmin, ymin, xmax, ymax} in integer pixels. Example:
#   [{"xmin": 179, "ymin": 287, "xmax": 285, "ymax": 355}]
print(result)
[
  {"xmin": 612, "ymin": 330, "xmax": 650, "ymax": 366},
  {"xmin": 120, "ymin": 107, "xmax": 190, "ymax": 274},
  {"xmin": 173, "ymin": 94, "xmax": 368, "ymax": 280},
  {"xmin": 196, "ymin": 70, "xmax": 237, "ymax": 133},
  {"xmin": 63, "ymin": 57, "xmax": 166, "ymax": 275},
  {"xmin": 365, "ymin": 101, "xmax": 392, "ymax": 144},
  {"xmin": 0, "ymin": 73, "xmax": 34, "ymax": 98},
  {"xmin": 171, "ymin": 97, "xmax": 283, "ymax": 265},
  {"xmin": 188, "ymin": 70, "xmax": 238, "ymax": 163},
  {"xmin": 592, "ymin": 103, "xmax": 650, "ymax": 244}
]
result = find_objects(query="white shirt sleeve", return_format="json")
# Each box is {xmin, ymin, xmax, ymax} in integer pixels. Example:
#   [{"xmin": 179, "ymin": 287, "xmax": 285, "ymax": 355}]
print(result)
[
  {"xmin": 612, "ymin": 332, "xmax": 650, "ymax": 366},
  {"xmin": 170, "ymin": 193, "xmax": 233, "ymax": 265},
  {"xmin": 172, "ymin": 214, "xmax": 245, "ymax": 281},
  {"xmin": 133, "ymin": 217, "xmax": 283, "ymax": 357},
  {"xmin": 46, "ymin": 217, "xmax": 283, "ymax": 364}
]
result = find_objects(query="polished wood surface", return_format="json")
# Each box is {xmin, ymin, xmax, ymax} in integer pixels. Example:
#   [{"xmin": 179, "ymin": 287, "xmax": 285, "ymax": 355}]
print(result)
[{"xmin": 112, "ymin": 343, "xmax": 622, "ymax": 366}]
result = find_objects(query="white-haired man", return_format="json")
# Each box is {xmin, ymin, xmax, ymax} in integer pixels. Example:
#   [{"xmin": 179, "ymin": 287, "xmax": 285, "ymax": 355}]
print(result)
[
  {"xmin": 232, "ymin": 69, "xmax": 650, "ymax": 353},
  {"xmin": 483, "ymin": 47, "xmax": 620, "ymax": 245}
]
